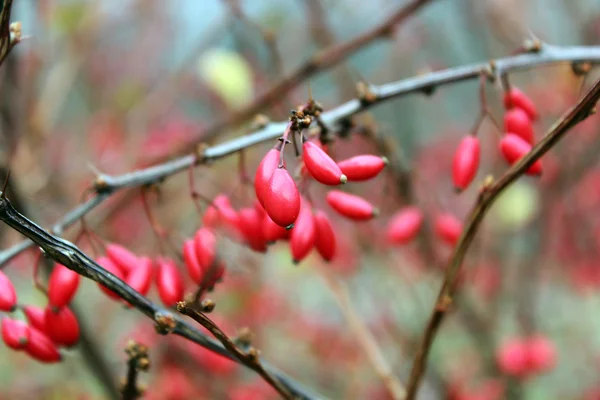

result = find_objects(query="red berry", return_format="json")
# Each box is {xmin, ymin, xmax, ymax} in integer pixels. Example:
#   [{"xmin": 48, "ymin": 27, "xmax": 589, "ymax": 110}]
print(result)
[
  {"xmin": 238, "ymin": 207, "xmax": 268, "ymax": 253},
  {"xmin": 48, "ymin": 263, "xmax": 80, "ymax": 309},
  {"xmin": 262, "ymin": 213, "xmax": 289, "ymax": 243},
  {"xmin": 106, "ymin": 243, "xmax": 139, "ymax": 274},
  {"xmin": 254, "ymin": 148, "xmax": 281, "ymax": 206},
  {"xmin": 290, "ymin": 200, "xmax": 316, "ymax": 264},
  {"xmin": 156, "ymin": 258, "xmax": 185, "ymax": 307},
  {"xmin": 337, "ymin": 155, "xmax": 388, "ymax": 181},
  {"xmin": 44, "ymin": 306, "xmax": 80, "ymax": 347},
  {"xmin": 0, "ymin": 270, "xmax": 17, "ymax": 312},
  {"xmin": 302, "ymin": 141, "xmax": 347, "ymax": 185},
  {"xmin": 496, "ymin": 338, "xmax": 528, "ymax": 377},
  {"xmin": 386, "ymin": 207, "xmax": 423, "ymax": 245},
  {"xmin": 504, "ymin": 108, "xmax": 534, "ymax": 144},
  {"xmin": 212, "ymin": 195, "xmax": 242, "ymax": 240},
  {"xmin": 434, "ymin": 213, "xmax": 462, "ymax": 245},
  {"xmin": 96, "ymin": 256, "xmax": 125, "ymax": 300},
  {"xmin": 499, "ymin": 134, "xmax": 542, "ymax": 176},
  {"xmin": 125, "ymin": 257, "xmax": 154, "ymax": 297},
  {"xmin": 503, "ymin": 87, "xmax": 538, "ymax": 121},
  {"xmin": 23, "ymin": 306, "xmax": 47, "ymax": 332},
  {"xmin": 1, "ymin": 318, "xmax": 30, "ymax": 349},
  {"xmin": 326, "ymin": 190, "xmax": 377, "ymax": 221},
  {"xmin": 452, "ymin": 136, "xmax": 480, "ymax": 191},
  {"xmin": 314, "ymin": 210, "xmax": 336, "ymax": 262},
  {"xmin": 183, "ymin": 239, "xmax": 204, "ymax": 284},
  {"xmin": 202, "ymin": 204, "xmax": 220, "ymax": 228},
  {"xmin": 263, "ymin": 167, "xmax": 301, "ymax": 228},
  {"xmin": 194, "ymin": 228, "xmax": 217, "ymax": 269},
  {"xmin": 25, "ymin": 327, "xmax": 61, "ymax": 363},
  {"xmin": 526, "ymin": 335, "xmax": 556, "ymax": 373}
]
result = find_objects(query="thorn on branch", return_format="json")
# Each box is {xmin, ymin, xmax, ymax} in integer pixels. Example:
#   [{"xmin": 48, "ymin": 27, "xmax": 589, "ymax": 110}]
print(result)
[{"xmin": 120, "ymin": 340, "xmax": 150, "ymax": 400}]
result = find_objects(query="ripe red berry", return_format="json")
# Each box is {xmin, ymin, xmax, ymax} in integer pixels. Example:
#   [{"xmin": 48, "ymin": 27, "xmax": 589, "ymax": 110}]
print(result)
[
  {"xmin": 504, "ymin": 108, "xmax": 534, "ymax": 144},
  {"xmin": 125, "ymin": 257, "xmax": 154, "ymax": 297},
  {"xmin": 211, "ymin": 194, "xmax": 242, "ymax": 240},
  {"xmin": 314, "ymin": 210, "xmax": 336, "ymax": 262},
  {"xmin": 25, "ymin": 327, "xmax": 61, "ymax": 363},
  {"xmin": 0, "ymin": 270, "xmax": 17, "ymax": 312},
  {"xmin": 263, "ymin": 167, "xmax": 301, "ymax": 228},
  {"xmin": 106, "ymin": 243, "xmax": 139, "ymax": 274},
  {"xmin": 96, "ymin": 256, "xmax": 125, "ymax": 300},
  {"xmin": 23, "ymin": 306, "xmax": 47, "ymax": 332},
  {"xmin": 500, "ymin": 133, "xmax": 542, "ymax": 176},
  {"xmin": 434, "ymin": 213, "xmax": 462, "ymax": 245},
  {"xmin": 386, "ymin": 207, "xmax": 423, "ymax": 245},
  {"xmin": 302, "ymin": 141, "xmax": 347, "ymax": 185},
  {"xmin": 526, "ymin": 335, "xmax": 556, "ymax": 373},
  {"xmin": 503, "ymin": 87, "xmax": 538, "ymax": 121},
  {"xmin": 156, "ymin": 258, "xmax": 185, "ymax": 307},
  {"xmin": 44, "ymin": 306, "xmax": 80, "ymax": 347},
  {"xmin": 1, "ymin": 318, "xmax": 30, "ymax": 349},
  {"xmin": 496, "ymin": 338, "xmax": 528, "ymax": 377},
  {"xmin": 48, "ymin": 263, "xmax": 80, "ymax": 309},
  {"xmin": 262, "ymin": 213, "xmax": 289, "ymax": 243},
  {"xmin": 202, "ymin": 203, "xmax": 220, "ymax": 228},
  {"xmin": 254, "ymin": 148, "xmax": 281, "ymax": 206},
  {"xmin": 290, "ymin": 200, "xmax": 316, "ymax": 264},
  {"xmin": 183, "ymin": 239, "xmax": 204, "ymax": 284},
  {"xmin": 337, "ymin": 155, "xmax": 388, "ymax": 181},
  {"xmin": 194, "ymin": 227, "xmax": 217, "ymax": 269},
  {"xmin": 238, "ymin": 207, "xmax": 268, "ymax": 253},
  {"xmin": 452, "ymin": 136, "xmax": 480, "ymax": 191},
  {"xmin": 326, "ymin": 190, "xmax": 378, "ymax": 221}
]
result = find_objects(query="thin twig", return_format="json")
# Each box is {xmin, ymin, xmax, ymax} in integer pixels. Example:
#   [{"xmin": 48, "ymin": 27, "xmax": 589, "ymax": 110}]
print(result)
[
  {"xmin": 1, "ymin": 44, "xmax": 600, "ymax": 268},
  {"xmin": 177, "ymin": 301, "xmax": 294, "ymax": 400},
  {"xmin": 120, "ymin": 340, "xmax": 150, "ymax": 400},
  {"xmin": 404, "ymin": 77, "xmax": 600, "ymax": 399}
]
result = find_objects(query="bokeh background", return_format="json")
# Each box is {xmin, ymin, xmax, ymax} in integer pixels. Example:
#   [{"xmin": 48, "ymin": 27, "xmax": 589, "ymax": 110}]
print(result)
[{"xmin": 2, "ymin": 0, "xmax": 600, "ymax": 399}]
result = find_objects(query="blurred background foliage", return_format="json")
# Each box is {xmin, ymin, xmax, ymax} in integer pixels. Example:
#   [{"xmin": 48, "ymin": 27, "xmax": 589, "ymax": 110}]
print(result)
[{"xmin": 2, "ymin": 0, "xmax": 600, "ymax": 399}]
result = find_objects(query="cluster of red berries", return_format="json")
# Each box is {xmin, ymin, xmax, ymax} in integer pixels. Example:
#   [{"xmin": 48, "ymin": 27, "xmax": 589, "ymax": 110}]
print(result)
[
  {"xmin": 253, "ymin": 136, "xmax": 387, "ymax": 263},
  {"xmin": 452, "ymin": 86, "xmax": 541, "ymax": 193},
  {"xmin": 496, "ymin": 335, "xmax": 557, "ymax": 378},
  {"xmin": 385, "ymin": 206, "xmax": 464, "ymax": 247},
  {"xmin": 0, "ymin": 265, "xmax": 80, "ymax": 363}
]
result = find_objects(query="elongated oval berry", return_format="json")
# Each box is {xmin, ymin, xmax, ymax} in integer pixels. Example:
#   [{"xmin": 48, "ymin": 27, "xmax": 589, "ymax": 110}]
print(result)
[
  {"xmin": 156, "ymin": 258, "xmax": 185, "ymax": 307},
  {"xmin": 254, "ymin": 148, "xmax": 281, "ymax": 206},
  {"xmin": 202, "ymin": 203, "xmax": 220, "ymax": 228},
  {"xmin": 48, "ymin": 263, "xmax": 80, "ymax": 309},
  {"xmin": 25, "ymin": 327, "xmax": 61, "ymax": 363},
  {"xmin": 526, "ymin": 335, "xmax": 556, "ymax": 373},
  {"xmin": 96, "ymin": 256, "xmax": 125, "ymax": 300},
  {"xmin": 106, "ymin": 243, "xmax": 139, "ymax": 274},
  {"xmin": 1, "ymin": 318, "xmax": 30, "ymax": 349},
  {"xmin": 195, "ymin": 228, "xmax": 217, "ymax": 269},
  {"xmin": 435, "ymin": 213, "xmax": 462, "ymax": 245},
  {"xmin": 290, "ymin": 201, "xmax": 316, "ymax": 264},
  {"xmin": 0, "ymin": 270, "xmax": 17, "ymax": 312},
  {"xmin": 504, "ymin": 108, "xmax": 534, "ymax": 144},
  {"xmin": 263, "ymin": 213, "xmax": 289, "ymax": 243},
  {"xmin": 314, "ymin": 210, "xmax": 336, "ymax": 262},
  {"xmin": 500, "ymin": 133, "xmax": 542, "ymax": 176},
  {"xmin": 503, "ymin": 87, "xmax": 538, "ymax": 121},
  {"xmin": 337, "ymin": 155, "xmax": 388, "ymax": 181},
  {"xmin": 183, "ymin": 239, "xmax": 204, "ymax": 284},
  {"xmin": 496, "ymin": 338, "xmax": 528, "ymax": 377},
  {"xmin": 326, "ymin": 190, "xmax": 378, "ymax": 221},
  {"xmin": 302, "ymin": 141, "xmax": 347, "ymax": 185},
  {"xmin": 125, "ymin": 257, "xmax": 154, "ymax": 297},
  {"xmin": 212, "ymin": 194, "xmax": 242, "ymax": 240},
  {"xmin": 263, "ymin": 167, "xmax": 301, "ymax": 228},
  {"xmin": 23, "ymin": 306, "xmax": 47, "ymax": 332},
  {"xmin": 44, "ymin": 306, "xmax": 80, "ymax": 347},
  {"xmin": 238, "ymin": 207, "xmax": 268, "ymax": 253},
  {"xmin": 386, "ymin": 207, "xmax": 423, "ymax": 245},
  {"xmin": 452, "ymin": 136, "xmax": 480, "ymax": 191}
]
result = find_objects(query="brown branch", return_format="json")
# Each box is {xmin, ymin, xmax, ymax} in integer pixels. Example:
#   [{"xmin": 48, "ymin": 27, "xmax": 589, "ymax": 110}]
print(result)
[
  {"xmin": 177, "ymin": 301, "xmax": 294, "ymax": 400},
  {"xmin": 404, "ymin": 77, "xmax": 600, "ymax": 399},
  {"xmin": 0, "ymin": 0, "xmax": 18, "ymax": 68},
  {"xmin": 120, "ymin": 340, "xmax": 150, "ymax": 400}
]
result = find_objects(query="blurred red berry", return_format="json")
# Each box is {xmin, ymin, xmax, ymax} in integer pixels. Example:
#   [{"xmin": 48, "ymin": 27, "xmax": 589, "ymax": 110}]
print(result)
[
  {"xmin": 337, "ymin": 155, "xmax": 388, "ymax": 181},
  {"xmin": 435, "ymin": 213, "xmax": 462, "ymax": 245},
  {"xmin": 96, "ymin": 256, "xmax": 125, "ymax": 300},
  {"xmin": 24, "ymin": 327, "xmax": 61, "ymax": 363},
  {"xmin": 1, "ymin": 318, "xmax": 30, "ymax": 350},
  {"xmin": 326, "ymin": 190, "xmax": 377, "ymax": 221},
  {"xmin": 504, "ymin": 108, "xmax": 534, "ymax": 144},
  {"xmin": 106, "ymin": 243, "xmax": 139, "ymax": 274},
  {"xmin": 496, "ymin": 338, "xmax": 529, "ymax": 377},
  {"xmin": 290, "ymin": 200, "xmax": 316, "ymax": 264},
  {"xmin": 156, "ymin": 258, "xmax": 185, "ymax": 307},
  {"xmin": 262, "ymin": 213, "xmax": 290, "ymax": 243},
  {"xmin": 526, "ymin": 335, "xmax": 556, "ymax": 373},
  {"xmin": 0, "ymin": 270, "xmax": 16, "ymax": 312},
  {"xmin": 386, "ymin": 207, "xmax": 423, "ymax": 245},
  {"xmin": 194, "ymin": 227, "xmax": 217, "ymax": 269},
  {"xmin": 314, "ymin": 210, "xmax": 336, "ymax": 262},
  {"xmin": 125, "ymin": 257, "xmax": 154, "ymax": 297},
  {"xmin": 23, "ymin": 306, "xmax": 47, "ymax": 332},
  {"xmin": 238, "ymin": 207, "xmax": 268, "ymax": 253},
  {"xmin": 499, "ymin": 134, "xmax": 542, "ymax": 175},
  {"xmin": 503, "ymin": 87, "xmax": 538, "ymax": 121},
  {"xmin": 452, "ymin": 136, "xmax": 480, "ymax": 191},
  {"xmin": 44, "ymin": 306, "xmax": 80, "ymax": 347},
  {"xmin": 183, "ymin": 239, "xmax": 204, "ymax": 284},
  {"xmin": 48, "ymin": 263, "xmax": 80, "ymax": 309},
  {"xmin": 302, "ymin": 141, "xmax": 347, "ymax": 185}
]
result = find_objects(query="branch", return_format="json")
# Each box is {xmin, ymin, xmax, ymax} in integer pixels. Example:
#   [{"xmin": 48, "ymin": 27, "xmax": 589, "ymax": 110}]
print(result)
[
  {"xmin": 120, "ymin": 340, "xmax": 150, "ymax": 400},
  {"xmin": 1, "ymin": 43, "xmax": 600, "ymax": 268},
  {"xmin": 177, "ymin": 301, "xmax": 294, "ymax": 400},
  {"xmin": 0, "ymin": 0, "xmax": 18, "ymax": 68},
  {"xmin": 404, "ymin": 77, "xmax": 600, "ymax": 399},
  {"xmin": 0, "ymin": 197, "xmax": 322, "ymax": 400}
]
